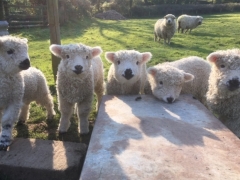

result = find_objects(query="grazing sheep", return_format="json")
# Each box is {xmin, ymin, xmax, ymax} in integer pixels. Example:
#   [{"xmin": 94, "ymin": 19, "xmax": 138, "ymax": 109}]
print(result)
[
  {"xmin": 49, "ymin": 43, "xmax": 104, "ymax": 134},
  {"xmin": 0, "ymin": 36, "xmax": 30, "ymax": 150},
  {"xmin": 154, "ymin": 14, "xmax": 176, "ymax": 45},
  {"xmin": 145, "ymin": 56, "xmax": 211, "ymax": 104},
  {"xmin": 18, "ymin": 67, "xmax": 56, "ymax": 124},
  {"xmin": 177, "ymin": 14, "xmax": 203, "ymax": 33},
  {"xmin": 105, "ymin": 50, "xmax": 152, "ymax": 95},
  {"xmin": 206, "ymin": 49, "xmax": 240, "ymax": 138}
]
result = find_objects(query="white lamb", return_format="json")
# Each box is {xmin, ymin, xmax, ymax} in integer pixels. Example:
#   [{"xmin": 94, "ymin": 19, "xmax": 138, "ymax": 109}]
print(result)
[
  {"xmin": 206, "ymin": 49, "xmax": 240, "ymax": 138},
  {"xmin": 177, "ymin": 14, "xmax": 203, "ymax": 33},
  {"xmin": 154, "ymin": 14, "xmax": 176, "ymax": 45},
  {"xmin": 0, "ymin": 36, "xmax": 30, "ymax": 150},
  {"xmin": 105, "ymin": 50, "xmax": 152, "ymax": 95},
  {"xmin": 145, "ymin": 56, "xmax": 211, "ymax": 104},
  {"xmin": 49, "ymin": 43, "xmax": 104, "ymax": 134},
  {"xmin": 18, "ymin": 67, "xmax": 56, "ymax": 124}
]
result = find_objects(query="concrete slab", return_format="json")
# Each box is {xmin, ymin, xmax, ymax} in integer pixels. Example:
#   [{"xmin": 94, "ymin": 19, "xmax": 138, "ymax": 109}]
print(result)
[
  {"xmin": 0, "ymin": 138, "xmax": 87, "ymax": 180},
  {"xmin": 80, "ymin": 94, "xmax": 240, "ymax": 180}
]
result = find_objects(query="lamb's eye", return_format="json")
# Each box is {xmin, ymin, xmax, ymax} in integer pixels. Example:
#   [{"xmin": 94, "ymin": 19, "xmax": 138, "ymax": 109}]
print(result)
[
  {"xmin": 159, "ymin": 81, "xmax": 163, "ymax": 85},
  {"xmin": 136, "ymin": 61, "xmax": 139, "ymax": 65},
  {"xmin": 86, "ymin": 56, "xmax": 88, "ymax": 59},
  {"xmin": 66, "ymin": 55, "xmax": 69, "ymax": 59},
  {"xmin": 117, "ymin": 60, "xmax": 120, "ymax": 65},
  {"xmin": 220, "ymin": 64, "xmax": 225, "ymax": 68},
  {"xmin": 7, "ymin": 49, "xmax": 14, "ymax": 54}
]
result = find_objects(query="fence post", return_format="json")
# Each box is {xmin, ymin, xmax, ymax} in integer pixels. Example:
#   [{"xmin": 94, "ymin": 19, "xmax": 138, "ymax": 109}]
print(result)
[{"xmin": 47, "ymin": 0, "xmax": 61, "ymax": 83}]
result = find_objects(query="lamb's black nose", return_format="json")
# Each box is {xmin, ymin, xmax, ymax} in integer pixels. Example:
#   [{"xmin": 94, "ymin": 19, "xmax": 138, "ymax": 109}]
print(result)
[
  {"xmin": 123, "ymin": 68, "xmax": 134, "ymax": 80},
  {"xmin": 74, "ymin": 65, "xmax": 83, "ymax": 74},
  {"xmin": 167, "ymin": 97, "xmax": 174, "ymax": 103},
  {"xmin": 19, "ymin": 59, "xmax": 30, "ymax": 70},
  {"xmin": 227, "ymin": 78, "xmax": 240, "ymax": 91}
]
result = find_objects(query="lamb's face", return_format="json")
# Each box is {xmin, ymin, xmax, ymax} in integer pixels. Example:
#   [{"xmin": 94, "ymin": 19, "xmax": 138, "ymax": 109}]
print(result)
[
  {"xmin": 148, "ymin": 66, "xmax": 194, "ymax": 103},
  {"xmin": 106, "ymin": 50, "xmax": 152, "ymax": 84},
  {"xmin": 164, "ymin": 14, "xmax": 176, "ymax": 27},
  {"xmin": 0, "ymin": 36, "xmax": 30, "ymax": 75},
  {"xmin": 50, "ymin": 44, "xmax": 102, "ymax": 76},
  {"xmin": 207, "ymin": 50, "xmax": 240, "ymax": 96},
  {"xmin": 196, "ymin": 16, "xmax": 203, "ymax": 26}
]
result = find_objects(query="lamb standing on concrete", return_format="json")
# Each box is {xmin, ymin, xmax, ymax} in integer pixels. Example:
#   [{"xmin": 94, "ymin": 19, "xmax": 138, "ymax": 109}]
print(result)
[
  {"xmin": 49, "ymin": 43, "xmax": 104, "ymax": 134},
  {"xmin": 18, "ymin": 67, "xmax": 56, "ymax": 124},
  {"xmin": 106, "ymin": 50, "xmax": 152, "ymax": 95},
  {"xmin": 145, "ymin": 56, "xmax": 211, "ymax": 104},
  {"xmin": 154, "ymin": 14, "xmax": 176, "ymax": 45},
  {"xmin": 0, "ymin": 36, "xmax": 30, "ymax": 150},
  {"xmin": 177, "ymin": 14, "xmax": 203, "ymax": 33},
  {"xmin": 206, "ymin": 49, "xmax": 240, "ymax": 138}
]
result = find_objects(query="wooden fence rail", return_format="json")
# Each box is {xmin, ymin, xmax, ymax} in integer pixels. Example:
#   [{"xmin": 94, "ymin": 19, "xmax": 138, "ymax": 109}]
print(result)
[{"xmin": 4, "ymin": 4, "xmax": 47, "ymax": 29}]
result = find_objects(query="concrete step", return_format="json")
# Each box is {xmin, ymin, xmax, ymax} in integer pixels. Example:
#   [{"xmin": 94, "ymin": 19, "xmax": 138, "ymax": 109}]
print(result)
[
  {"xmin": 80, "ymin": 94, "xmax": 240, "ymax": 180},
  {"xmin": 0, "ymin": 138, "xmax": 87, "ymax": 180}
]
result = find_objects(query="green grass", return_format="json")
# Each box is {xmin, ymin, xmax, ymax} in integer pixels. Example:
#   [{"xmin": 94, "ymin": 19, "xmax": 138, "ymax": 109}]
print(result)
[{"xmin": 9, "ymin": 12, "xmax": 240, "ymax": 144}]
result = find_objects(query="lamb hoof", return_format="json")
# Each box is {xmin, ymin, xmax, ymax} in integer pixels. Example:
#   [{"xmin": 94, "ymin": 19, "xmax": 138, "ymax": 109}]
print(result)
[
  {"xmin": 0, "ymin": 144, "xmax": 9, "ymax": 151},
  {"xmin": 80, "ymin": 132, "xmax": 89, "ymax": 135},
  {"xmin": 58, "ymin": 130, "xmax": 68, "ymax": 134},
  {"xmin": 47, "ymin": 115, "xmax": 55, "ymax": 120},
  {"xmin": 17, "ymin": 120, "xmax": 25, "ymax": 126}
]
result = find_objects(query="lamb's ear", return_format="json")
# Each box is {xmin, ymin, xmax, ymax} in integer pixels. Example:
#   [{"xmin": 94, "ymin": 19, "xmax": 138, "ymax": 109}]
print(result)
[
  {"xmin": 183, "ymin": 72, "xmax": 194, "ymax": 82},
  {"xmin": 91, "ymin": 46, "xmax": 102, "ymax": 57},
  {"xmin": 141, "ymin": 52, "xmax": 152, "ymax": 64},
  {"xmin": 147, "ymin": 67, "xmax": 158, "ymax": 77},
  {"xmin": 49, "ymin": 44, "xmax": 62, "ymax": 58},
  {"xmin": 207, "ymin": 52, "xmax": 220, "ymax": 64},
  {"xmin": 105, "ymin": 52, "xmax": 115, "ymax": 63}
]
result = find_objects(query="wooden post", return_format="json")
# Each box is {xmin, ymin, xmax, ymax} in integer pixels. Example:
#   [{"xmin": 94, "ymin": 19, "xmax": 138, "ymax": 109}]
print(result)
[{"xmin": 47, "ymin": 0, "xmax": 61, "ymax": 82}]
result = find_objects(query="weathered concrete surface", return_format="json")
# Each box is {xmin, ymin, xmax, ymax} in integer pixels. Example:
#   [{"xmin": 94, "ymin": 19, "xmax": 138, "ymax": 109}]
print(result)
[
  {"xmin": 80, "ymin": 94, "xmax": 240, "ymax": 180},
  {"xmin": 0, "ymin": 138, "xmax": 87, "ymax": 180}
]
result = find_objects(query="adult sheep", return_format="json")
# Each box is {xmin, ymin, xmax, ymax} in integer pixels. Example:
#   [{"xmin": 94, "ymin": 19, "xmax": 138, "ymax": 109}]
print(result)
[
  {"xmin": 177, "ymin": 14, "xmax": 203, "ymax": 33},
  {"xmin": 145, "ymin": 56, "xmax": 211, "ymax": 104},
  {"xmin": 0, "ymin": 36, "xmax": 30, "ymax": 150},
  {"xmin": 154, "ymin": 14, "xmax": 176, "ymax": 45},
  {"xmin": 206, "ymin": 49, "xmax": 240, "ymax": 138},
  {"xmin": 105, "ymin": 50, "xmax": 152, "ymax": 95},
  {"xmin": 49, "ymin": 43, "xmax": 104, "ymax": 134}
]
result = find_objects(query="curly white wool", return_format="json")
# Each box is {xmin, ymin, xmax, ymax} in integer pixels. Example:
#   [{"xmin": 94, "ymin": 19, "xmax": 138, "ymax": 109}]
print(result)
[
  {"xmin": 105, "ymin": 50, "xmax": 152, "ymax": 95},
  {"xmin": 50, "ymin": 43, "xmax": 104, "ymax": 134},
  {"xmin": 0, "ymin": 36, "xmax": 30, "ymax": 150},
  {"xmin": 177, "ymin": 14, "xmax": 203, "ymax": 33},
  {"xmin": 154, "ymin": 14, "xmax": 176, "ymax": 45},
  {"xmin": 19, "ymin": 67, "xmax": 56, "ymax": 123},
  {"xmin": 206, "ymin": 49, "xmax": 240, "ymax": 138},
  {"xmin": 145, "ymin": 56, "xmax": 211, "ymax": 104}
]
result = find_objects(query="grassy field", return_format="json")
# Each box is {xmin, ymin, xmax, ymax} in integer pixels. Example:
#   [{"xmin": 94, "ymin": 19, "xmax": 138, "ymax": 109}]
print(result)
[{"xmin": 9, "ymin": 12, "xmax": 240, "ymax": 144}]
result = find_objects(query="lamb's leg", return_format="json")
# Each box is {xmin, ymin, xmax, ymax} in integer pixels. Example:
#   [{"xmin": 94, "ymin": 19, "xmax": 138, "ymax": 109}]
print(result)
[
  {"xmin": 94, "ymin": 83, "xmax": 104, "ymax": 111},
  {"xmin": 154, "ymin": 33, "xmax": 157, "ymax": 41},
  {"xmin": 0, "ymin": 103, "xmax": 21, "ymax": 151},
  {"xmin": 185, "ymin": 29, "xmax": 189, "ymax": 33},
  {"xmin": 77, "ymin": 97, "xmax": 92, "ymax": 134},
  {"xmin": 58, "ymin": 98, "xmax": 74, "ymax": 133},
  {"xmin": 37, "ymin": 93, "xmax": 56, "ymax": 120},
  {"xmin": 18, "ymin": 103, "xmax": 30, "ymax": 124}
]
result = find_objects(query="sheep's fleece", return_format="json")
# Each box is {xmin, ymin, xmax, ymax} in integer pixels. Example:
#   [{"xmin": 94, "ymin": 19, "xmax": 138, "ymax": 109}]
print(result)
[
  {"xmin": 50, "ymin": 43, "xmax": 104, "ymax": 134},
  {"xmin": 177, "ymin": 14, "xmax": 203, "ymax": 33},
  {"xmin": 206, "ymin": 49, "xmax": 240, "ymax": 138},
  {"xmin": 19, "ymin": 67, "xmax": 56, "ymax": 124},
  {"xmin": 105, "ymin": 50, "xmax": 152, "ymax": 95},
  {"xmin": 145, "ymin": 56, "xmax": 211, "ymax": 104},
  {"xmin": 0, "ymin": 36, "xmax": 30, "ymax": 150},
  {"xmin": 154, "ymin": 14, "xmax": 176, "ymax": 44}
]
